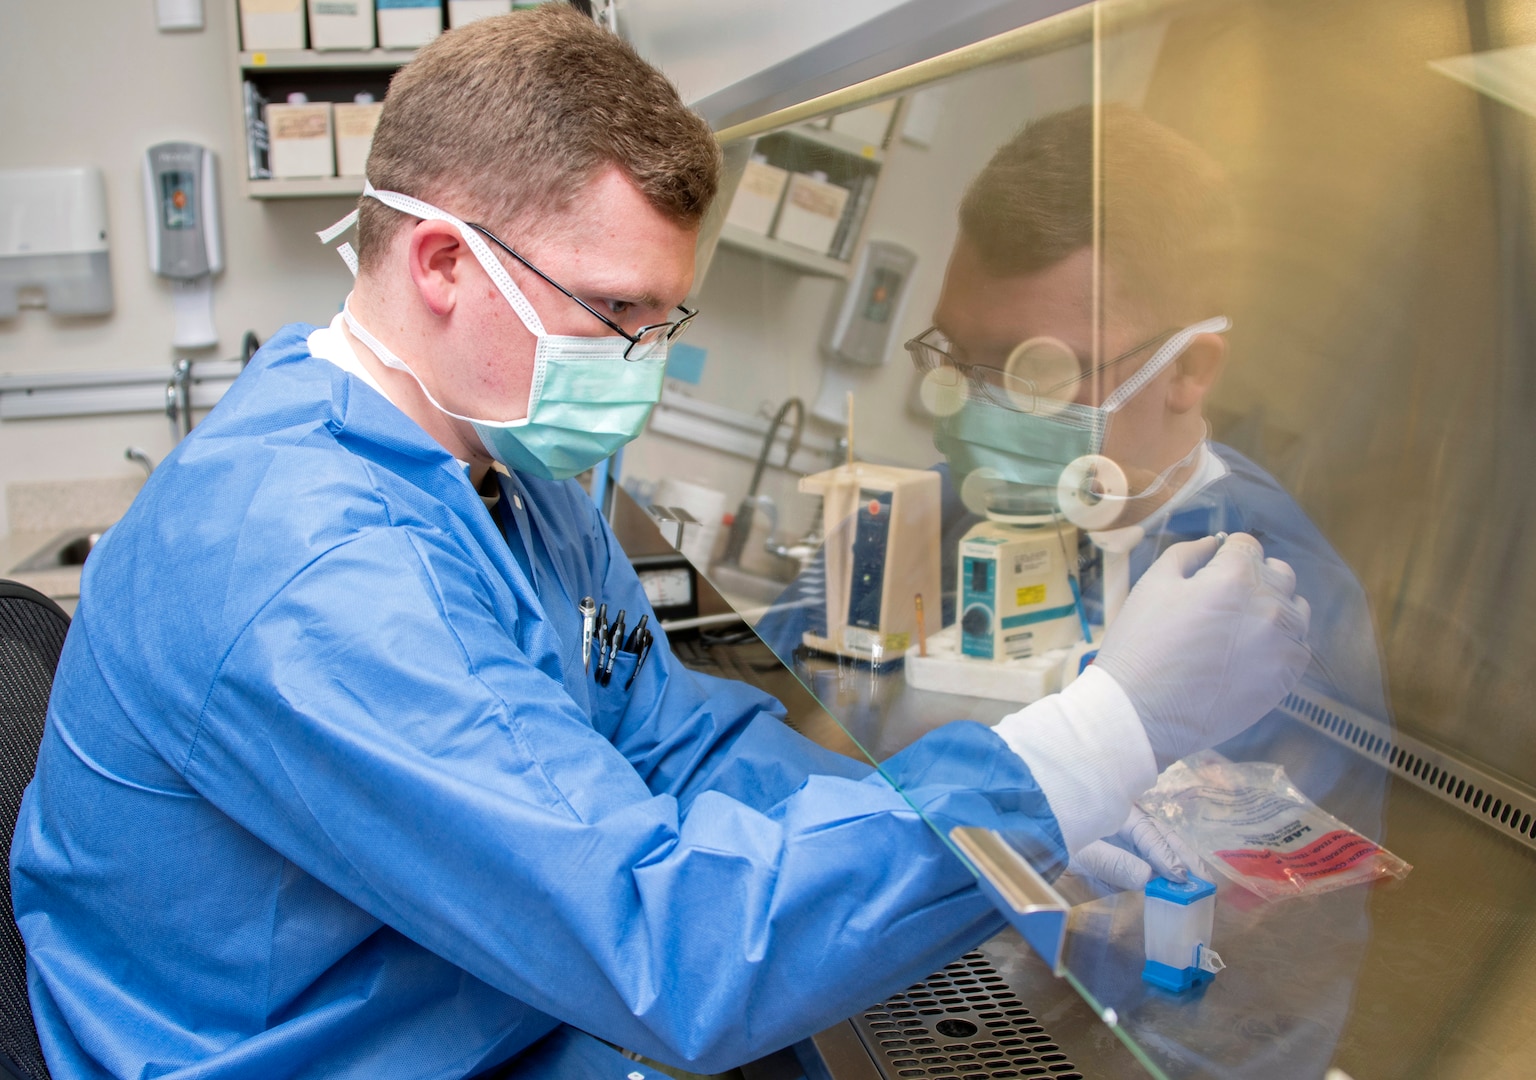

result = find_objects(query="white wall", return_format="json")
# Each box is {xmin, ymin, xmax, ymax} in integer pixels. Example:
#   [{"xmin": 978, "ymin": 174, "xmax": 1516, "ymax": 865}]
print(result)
[{"xmin": 0, "ymin": 1, "xmax": 358, "ymax": 536}]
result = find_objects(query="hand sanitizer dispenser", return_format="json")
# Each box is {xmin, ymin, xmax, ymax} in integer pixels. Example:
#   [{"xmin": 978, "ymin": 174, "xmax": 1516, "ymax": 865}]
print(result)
[
  {"xmin": 143, "ymin": 142, "xmax": 223, "ymax": 348},
  {"xmin": 0, "ymin": 167, "xmax": 114, "ymax": 319}
]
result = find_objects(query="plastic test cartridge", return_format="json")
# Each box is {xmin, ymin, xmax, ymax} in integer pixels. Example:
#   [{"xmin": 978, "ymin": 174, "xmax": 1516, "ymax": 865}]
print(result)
[{"xmin": 1142, "ymin": 874, "xmax": 1225, "ymax": 993}]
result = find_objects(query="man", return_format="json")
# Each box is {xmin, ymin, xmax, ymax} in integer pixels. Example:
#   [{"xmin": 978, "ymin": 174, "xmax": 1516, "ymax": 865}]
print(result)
[{"xmin": 11, "ymin": 12, "xmax": 1308, "ymax": 1080}]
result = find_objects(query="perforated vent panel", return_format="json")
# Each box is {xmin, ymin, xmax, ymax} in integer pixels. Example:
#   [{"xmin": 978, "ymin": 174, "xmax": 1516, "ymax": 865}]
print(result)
[
  {"xmin": 1281, "ymin": 686, "xmax": 1536, "ymax": 854},
  {"xmin": 852, "ymin": 952, "xmax": 1085, "ymax": 1080}
]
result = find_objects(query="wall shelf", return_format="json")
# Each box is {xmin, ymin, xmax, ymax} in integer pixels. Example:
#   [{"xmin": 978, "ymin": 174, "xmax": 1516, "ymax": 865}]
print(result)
[
  {"xmin": 247, "ymin": 176, "xmax": 366, "ymax": 200},
  {"xmin": 716, "ymin": 223, "xmax": 852, "ymax": 278},
  {"xmin": 239, "ymin": 48, "xmax": 416, "ymax": 72},
  {"xmin": 784, "ymin": 124, "xmax": 885, "ymax": 164}
]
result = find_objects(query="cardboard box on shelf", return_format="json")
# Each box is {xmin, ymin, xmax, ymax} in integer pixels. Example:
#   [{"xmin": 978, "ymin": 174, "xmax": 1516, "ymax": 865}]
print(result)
[
  {"xmin": 267, "ymin": 102, "xmax": 336, "ymax": 179},
  {"xmin": 239, "ymin": 0, "xmax": 306, "ymax": 49},
  {"xmin": 447, "ymin": 0, "xmax": 510, "ymax": 27},
  {"xmin": 377, "ymin": 0, "xmax": 442, "ymax": 48},
  {"xmin": 307, "ymin": 0, "xmax": 375, "ymax": 49},
  {"xmin": 334, "ymin": 101, "xmax": 384, "ymax": 176},
  {"xmin": 724, "ymin": 159, "xmax": 789, "ymax": 237},
  {"xmin": 773, "ymin": 173, "xmax": 850, "ymax": 255}
]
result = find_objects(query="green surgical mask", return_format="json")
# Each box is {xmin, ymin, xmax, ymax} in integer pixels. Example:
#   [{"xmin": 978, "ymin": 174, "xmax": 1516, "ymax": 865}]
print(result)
[
  {"xmin": 933, "ymin": 317, "xmax": 1230, "ymax": 516},
  {"xmin": 322, "ymin": 185, "xmax": 668, "ymax": 482},
  {"xmin": 934, "ymin": 398, "xmax": 1101, "ymax": 516}
]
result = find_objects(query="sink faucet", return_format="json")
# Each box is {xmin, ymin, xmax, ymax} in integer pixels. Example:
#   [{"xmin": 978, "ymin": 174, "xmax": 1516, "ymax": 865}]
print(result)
[
  {"xmin": 124, "ymin": 447, "xmax": 156, "ymax": 478},
  {"xmin": 722, "ymin": 397, "xmax": 805, "ymax": 565},
  {"xmin": 166, "ymin": 359, "xmax": 195, "ymax": 441}
]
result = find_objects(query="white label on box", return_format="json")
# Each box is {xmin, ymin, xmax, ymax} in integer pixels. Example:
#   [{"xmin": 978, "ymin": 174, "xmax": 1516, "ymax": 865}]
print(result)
[
  {"xmin": 270, "ymin": 109, "xmax": 330, "ymax": 140},
  {"xmin": 740, "ymin": 162, "xmax": 787, "ymax": 200},
  {"xmin": 333, "ymin": 104, "xmax": 382, "ymax": 140},
  {"xmin": 787, "ymin": 179, "xmax": 845, "ymax": 217}
]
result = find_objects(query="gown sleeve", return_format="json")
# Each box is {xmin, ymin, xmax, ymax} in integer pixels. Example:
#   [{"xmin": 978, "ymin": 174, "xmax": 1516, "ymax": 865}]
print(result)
[{"xmin": 184, "ymin": 523, "xmax": 1069, "ymax": 1073}]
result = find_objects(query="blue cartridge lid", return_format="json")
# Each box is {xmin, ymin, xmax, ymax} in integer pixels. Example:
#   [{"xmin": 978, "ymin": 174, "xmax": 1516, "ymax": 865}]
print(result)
[
  {"xmin": 1145, "ymin": 873, "xmax": 1216, "ymax": 905},
  {"xmin": 1141, "ymin": 958, "xmax": 1216, "ymax": 993}
]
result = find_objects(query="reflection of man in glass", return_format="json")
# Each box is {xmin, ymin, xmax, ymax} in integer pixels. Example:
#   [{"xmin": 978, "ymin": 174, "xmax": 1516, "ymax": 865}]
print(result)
[
  {"xmin": 916, "ymin": 105, "xmax": 1388, "ymax": 820},
  {"xmin": 764, "ymin": 105, "xmax": 1387, "ymax": 823},
  {"xmin": 769, "ymin": 104, "xmax": 1386, "ymax": 1078}
]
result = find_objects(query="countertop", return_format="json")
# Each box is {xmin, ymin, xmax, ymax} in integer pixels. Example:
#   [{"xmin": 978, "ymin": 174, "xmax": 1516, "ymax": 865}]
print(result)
[
  {"xmin": 0, "ymin": 528, "xmax": 84, "ymax": 602},
  {"xmin": 2, "ymin": 476, "xmax": 144, "ymax": 610}
]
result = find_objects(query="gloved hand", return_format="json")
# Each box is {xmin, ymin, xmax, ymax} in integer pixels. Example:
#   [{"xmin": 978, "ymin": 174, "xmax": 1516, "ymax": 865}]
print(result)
[
  {"xmin": 1066, "ymin": 809, "xmax": 1205, "ymax": 893},
  {"xmin": 1093, "ymin": 533, "xmax": 1311, "ymax": 770}
]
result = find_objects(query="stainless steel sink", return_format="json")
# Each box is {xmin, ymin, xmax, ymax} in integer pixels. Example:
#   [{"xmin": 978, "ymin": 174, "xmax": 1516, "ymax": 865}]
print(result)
[{"xmin": 11, "ymin": 528, "xmax": 107, "ymax": 573}]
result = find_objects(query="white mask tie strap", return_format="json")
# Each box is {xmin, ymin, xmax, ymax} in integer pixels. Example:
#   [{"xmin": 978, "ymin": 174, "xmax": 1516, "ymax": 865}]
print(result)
[
  {"xmin": 1101, "ymin": 315, "xmax": 1231, "ymax": 412},
  {"xmin": 315, "ymin": 183, "xmax": 547, "ymax": 335},
  {"xmin": 339, "ymin": 297, "xmax": 527, "ymax": 432},
  {"xmin": 317, "ymin": 208, "xmax": 362, "ymax": 278},
  {"xmin": 359, "ymin": 181, "xmax": 548, "ymax": 337}
]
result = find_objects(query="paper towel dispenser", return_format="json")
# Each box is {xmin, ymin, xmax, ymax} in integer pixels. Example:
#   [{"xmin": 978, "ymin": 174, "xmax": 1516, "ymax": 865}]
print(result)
[{"xmin": 0, "ymin": 167, "xmax": 114, "ymax": 318}]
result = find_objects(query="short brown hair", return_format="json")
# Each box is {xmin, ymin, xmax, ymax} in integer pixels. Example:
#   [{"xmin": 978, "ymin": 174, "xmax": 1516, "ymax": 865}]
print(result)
[
  {"xmin": 356, "ymin": 5, "xmax": 719, "ymax": 269},
  {"xmin": 959, "ymin": 105, "xmax": 1234, "ymax": 329}
]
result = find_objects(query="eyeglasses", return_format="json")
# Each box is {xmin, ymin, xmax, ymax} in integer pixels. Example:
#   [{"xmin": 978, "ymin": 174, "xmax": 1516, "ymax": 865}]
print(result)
[
  {"xmin": 467, "ymin": 222, "xmax": 698, "ymax": 361},
  {"xmin": 905, "ymin": 325, "xmax": 1176, "ymax": 413}
]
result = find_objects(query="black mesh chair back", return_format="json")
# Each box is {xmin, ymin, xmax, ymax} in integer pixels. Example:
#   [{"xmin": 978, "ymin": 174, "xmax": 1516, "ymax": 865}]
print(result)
[{"xmin": 0, "ymin": 582, "xmax": 67, "ymax": 1080}]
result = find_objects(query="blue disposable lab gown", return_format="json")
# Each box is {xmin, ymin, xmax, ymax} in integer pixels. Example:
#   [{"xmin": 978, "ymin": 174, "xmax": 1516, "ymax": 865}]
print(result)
[{"xmin": 10, "ymin": 326, "xmax": 1071, "ymax": 1080}]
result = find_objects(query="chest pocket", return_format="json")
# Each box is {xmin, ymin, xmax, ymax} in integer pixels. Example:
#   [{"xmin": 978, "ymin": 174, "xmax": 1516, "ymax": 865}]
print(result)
[{"xmin": 586, "ymin": 647, "xmax": 661, "ymax": 742}]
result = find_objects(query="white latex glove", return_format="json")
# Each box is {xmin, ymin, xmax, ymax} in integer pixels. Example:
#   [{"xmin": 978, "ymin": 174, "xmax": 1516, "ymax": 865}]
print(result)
[
  {"xmin": 1094, "ymin": 533, "xmax": 1311, "ymax": 771},
  {"xmin": 1066, "ymin": 809, "xmax": 1205, "ymax": 893}
]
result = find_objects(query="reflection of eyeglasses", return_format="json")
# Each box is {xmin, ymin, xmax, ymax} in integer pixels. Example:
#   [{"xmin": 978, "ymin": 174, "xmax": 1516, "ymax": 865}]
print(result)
[
  {"xmin": 467, "ymin": 221, "xmax": 698, "ymax": 361},
  {"xmin": 905, "ymin": 326, "xmax": 1176, "ymax": 412}
]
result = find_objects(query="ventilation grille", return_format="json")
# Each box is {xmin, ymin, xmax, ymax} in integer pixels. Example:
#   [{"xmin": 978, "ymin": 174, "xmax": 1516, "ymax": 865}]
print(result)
[
  {"xmin": 1281, "ymin": 686, "xmax": 1536, "ymax": 853},
  {"xmin": 852, "ymin": 952, "xmax": 1085, "ymax": 1080}
]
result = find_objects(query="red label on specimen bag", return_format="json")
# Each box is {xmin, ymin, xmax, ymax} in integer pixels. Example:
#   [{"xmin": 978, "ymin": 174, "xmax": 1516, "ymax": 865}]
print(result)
[
  {"xmin": 1139, "ymin": 752, "xmax": 1411, "ymax": 902},
  {"xmin": 1216, "ymin": 829, "xmax": 1388, "ymax": 884}
]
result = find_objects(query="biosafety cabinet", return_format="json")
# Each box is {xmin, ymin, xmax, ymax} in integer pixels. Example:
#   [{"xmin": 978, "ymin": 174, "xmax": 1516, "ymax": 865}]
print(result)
[{"xmin": 624, "ymin": 0, "xmax": 1536, "ymax": 1076}]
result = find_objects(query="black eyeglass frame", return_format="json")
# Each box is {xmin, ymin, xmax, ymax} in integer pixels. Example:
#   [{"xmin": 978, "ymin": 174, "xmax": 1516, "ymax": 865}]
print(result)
[
  {"xmin": 904, "ymin": 325, "xmax": 1177, "ymax": 410},
  {"xmin": 467, "ymin": 221, "xmax": 698, "ymax": 361}
]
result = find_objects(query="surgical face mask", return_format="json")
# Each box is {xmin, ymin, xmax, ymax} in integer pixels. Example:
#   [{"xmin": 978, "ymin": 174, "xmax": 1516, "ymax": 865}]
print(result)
[
  {"xmin": 930, "ymin": 316, "xmax": 1230, "ymax": 521},
  {"xmin": 318, "ymin": 183, "xmax": 668, "ymax": 481}
]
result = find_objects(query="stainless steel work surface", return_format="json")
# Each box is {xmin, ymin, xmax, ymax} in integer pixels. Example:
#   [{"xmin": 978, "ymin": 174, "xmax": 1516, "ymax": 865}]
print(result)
[
  {"xmin": 1331, "ymin": 779, "xmax": 1536, "ymax": 1080},
  {"xmin": 786, "ymin": 724, "xmax": 1536, "ymax": 1080},
  {"xmin": 615, "ymin": 486, "xmax": 1536, "ymax": 1076},
  {"xmin": 680, "ymin": 620, "xmax": 1536, "ymax": 1079}
]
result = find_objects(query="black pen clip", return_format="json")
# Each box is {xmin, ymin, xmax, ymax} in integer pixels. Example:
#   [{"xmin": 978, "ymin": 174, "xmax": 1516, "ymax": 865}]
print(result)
[
  {"xmin": 624, "ymin": 629, "xmax": 655, "ymax": 692},
  {"xmin": 624, "ymin": 613, "xmax": 649, "ymax": 654},
  {"xmin": 600, "ymin": 612, "xmax": 626, "ymax": 687}
]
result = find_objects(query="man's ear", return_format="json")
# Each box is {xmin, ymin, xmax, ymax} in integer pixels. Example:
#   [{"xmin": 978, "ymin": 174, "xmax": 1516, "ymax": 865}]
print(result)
[
  {"xmin": 406, "ymin": 220, "xmax": 469, "ymax": 317},
  {"xmin": 1167, "ymin": 333, "xmax": 1226, "ymax": 414}
]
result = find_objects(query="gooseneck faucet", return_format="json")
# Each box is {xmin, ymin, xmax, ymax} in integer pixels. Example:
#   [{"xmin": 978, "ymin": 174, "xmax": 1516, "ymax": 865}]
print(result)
[{"xmin": 721, "ymin": 397, "xmax": 805, "ymax": 565}]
